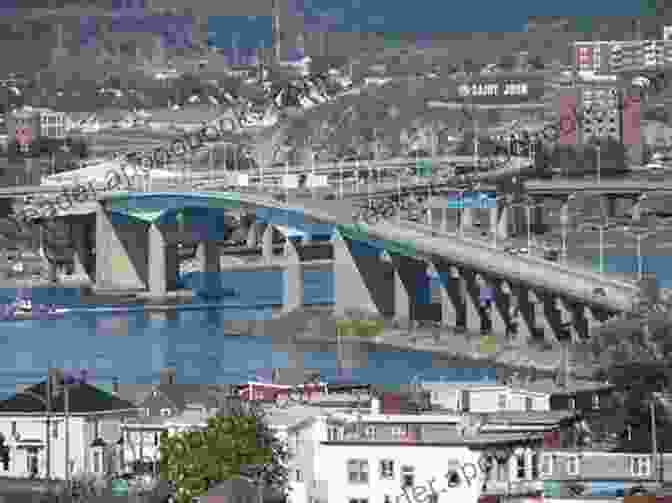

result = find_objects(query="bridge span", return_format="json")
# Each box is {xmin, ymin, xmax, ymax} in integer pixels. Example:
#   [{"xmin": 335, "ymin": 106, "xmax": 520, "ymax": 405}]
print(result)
[{"xmin": 26, "ymin": 189, "xmax": 640, "ymax": 348}]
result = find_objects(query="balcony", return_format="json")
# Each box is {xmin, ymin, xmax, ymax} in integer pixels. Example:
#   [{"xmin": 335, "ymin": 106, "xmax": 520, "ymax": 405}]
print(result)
[{"xmin": 482, "ymin": 479, "xmax": 544, "ymax": 495}]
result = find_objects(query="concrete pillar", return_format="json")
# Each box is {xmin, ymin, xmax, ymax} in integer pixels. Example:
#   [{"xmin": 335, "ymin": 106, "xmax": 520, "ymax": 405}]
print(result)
[
  {"xmin": 489, "ymin": 206, "xmax": 499, "ymax": 238},
  {"xmin": 261, "ymin": 224, "xmax": 273, "ymax": 262},
  {"xmin": 282, "ymin": 239, "xmax": 303, "ymax": 313},
  {"xmin": 390, "ymin": 254, "xmax": 431, "ymax": 329},
  {"xmin": 433, "ymin": 261, "xmax": 462, "ymax": 328},
  {"xmin": 528, "ymin": 290, "xmax": 553, "ymax": 345},
  {"xmin": 497, "ymin": 203, "xmax": 509, "ymax": 240},
  {"xmin": 459, "ymin": 268, "xmax": 485, "ymax": 333},
  {"xmin": 332, "ymin": 231, "xmax": 394, "ymax": 318},
  {"xmin": 567, "ymin": 303, "xmax": 600, "ymax": 341},
  {"xmin": 441, "ymin": 207, "xmax": 449, "ymax": 232},
  {"xmin": 530, "ymin": 204, "xmax": 545, "ymax": 234},
  {"xmin": 502, "ymin": 282, "xmax": 533, "ymax": 344},
  {"xmin": 601, "ymin": 195, "xmax": 617, "ymax": 219},
  {"xmin": 483, "ymin": 276, "xmax": 508, "ymax": 337},
  {"xmin": 148, "ymin": 224, "xmax": 177, "ymax": 297},
  {"xmin": 95, "ymin": 205, "xmax": 148, "ymax": 291},
  {"xmin": 460, "ymin": 207, "xmax": 475, "ymax": 231},
  {"xmin": 70, "ymin": 220, "xmax": 93, "ymax": 279}
]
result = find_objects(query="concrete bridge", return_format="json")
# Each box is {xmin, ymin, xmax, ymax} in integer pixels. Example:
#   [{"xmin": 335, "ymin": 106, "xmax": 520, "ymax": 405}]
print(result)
[{"xmin": 34, "ymin": 190, "xmax": 641, "ymax": 349}]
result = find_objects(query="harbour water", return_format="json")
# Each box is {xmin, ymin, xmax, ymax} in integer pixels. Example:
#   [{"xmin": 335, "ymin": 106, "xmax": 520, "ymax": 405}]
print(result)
[{"xmin": 0, "ymin": 249, "xmax": 670, "ymax": 399}]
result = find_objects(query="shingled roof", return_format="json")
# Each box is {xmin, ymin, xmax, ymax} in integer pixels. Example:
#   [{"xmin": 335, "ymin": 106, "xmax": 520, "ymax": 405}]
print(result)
[{"xmin": 0, "ymin": 380, "xmax": 139, "ymax": 414}]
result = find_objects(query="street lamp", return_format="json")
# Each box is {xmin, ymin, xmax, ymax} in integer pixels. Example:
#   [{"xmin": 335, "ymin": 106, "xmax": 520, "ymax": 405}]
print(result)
[
  {"xmin": 578, "ymin": 221, "xmax": 613, "ymax": 275},
  {"xmin": 596, "ymin": 144, "xmax": 601, "ymax": 184},
  {"xmin": 621, "ymin": 227, "xmax": 661, "ymax": 281},
  {"xmin": 560, "ymin": 193, "xmax": 577, "ymax": 263}
]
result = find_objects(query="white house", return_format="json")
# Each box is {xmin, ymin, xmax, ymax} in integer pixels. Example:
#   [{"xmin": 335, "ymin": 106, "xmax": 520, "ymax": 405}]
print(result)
[
  {"xmin": 422, "ymin": 379, "xmax": 552, "ymax": 413},
  {"xmin": 282, "ymin": 401, "xmax": 548, "ymax": 503},
  {"xmin": 0, "ymin": 371, "xmax": 140, "ymax": 480}
]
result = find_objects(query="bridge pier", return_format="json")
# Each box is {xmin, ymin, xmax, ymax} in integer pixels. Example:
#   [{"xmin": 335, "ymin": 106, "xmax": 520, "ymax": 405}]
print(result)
[
  {"xmin": 95, "ymin": 205, "xmax": 148, "ymax": 291},
  {"xmin": 332, "ymin": 232, "xmax": 394, "ymax": 318},
  {"xmin": 459, "ymin": 207, "xmax": 475, "ymax": 232},
  {"xmin": 69, "ymin": 218, "xmax": 95, "ymax": 279},
  {"xmin": 148, "ymin": 223, "xmax": 179, "ymax": 297},
  {"xmin": 600, "ymin": 195, "xmax": 618, "ymax": 219},
  {"xmin": 389, "ymin": 253, "xmax": 432, "ymax": 329},
  {"xmin": 502, "ymin": 282, "xmax": 532, "ymax": 344},
  {"xmin": 433, "ymin": 261, "xmax": 462, "ymax": 328},
  {"xmin": 282, "ymin": 238, "xmax": 303, "ymax": 312}
]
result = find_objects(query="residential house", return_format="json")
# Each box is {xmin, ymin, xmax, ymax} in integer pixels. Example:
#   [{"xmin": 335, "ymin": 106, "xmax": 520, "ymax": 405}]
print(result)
[
  {"xmin": 538, "ymin": 449, "xmax": 672, "ymax": 497},
  {"xmin": 0, "ymin": 369, "xmax": 140, "ymax": 480},
  {"xmin": 318, "ymin": 418, "xmax": 546, "ymax": 503},
  {"xmin": 422, "ymin": 379, "xmax": 552, "ymax": 413},
  {"xmin": 120, "ymin": 368, "xmax": 233, "ymax": 473}
]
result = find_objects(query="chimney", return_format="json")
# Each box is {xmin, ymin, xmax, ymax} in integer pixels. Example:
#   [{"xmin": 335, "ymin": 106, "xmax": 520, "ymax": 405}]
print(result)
[
  {"xmin": 160, "ymin": 368, "xmax": 176, "ymax": 385},
  {"xmin": 112, "ymin": 377, "xmax": 119, "ymax": 395}
]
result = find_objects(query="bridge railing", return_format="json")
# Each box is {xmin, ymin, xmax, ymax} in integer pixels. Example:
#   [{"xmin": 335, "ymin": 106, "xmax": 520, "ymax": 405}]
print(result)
[{"xmin": 395, "ymin": 219, "xmax": 640, "ymax": 290}]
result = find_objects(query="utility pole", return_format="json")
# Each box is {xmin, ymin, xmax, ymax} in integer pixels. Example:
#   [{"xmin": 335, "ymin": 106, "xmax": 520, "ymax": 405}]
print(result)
[
  {"xmin": 65, "ymin": 383, "xmax": 70, "ymax": 496},
  {"xmin": 46, "ymin": 370, "xmax": 52, "ymax": 482},
  {"xmin": 651, "ymin": 398, "xmax": 660, "ymax": 486}
]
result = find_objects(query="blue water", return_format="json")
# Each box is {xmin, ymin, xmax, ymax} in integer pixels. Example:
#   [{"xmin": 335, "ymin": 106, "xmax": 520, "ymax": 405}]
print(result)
[
  {"xmin": 0, "ymin": 269, "xmax": 496, "ymax": 399},
  {"xmin": 598, "ymin": 256, "xmax": 672, "ymax": 289}
]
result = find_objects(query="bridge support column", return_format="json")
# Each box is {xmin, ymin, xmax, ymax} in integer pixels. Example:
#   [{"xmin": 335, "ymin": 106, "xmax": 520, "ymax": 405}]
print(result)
[
  {"xmin": 441, "ymin": 207, "xmax": 450, "ymax": 232},
  {"xmin": 95, "ymin": 205, "xmax": 148, "ymax": 291},
  {"xmin": 529, "ymin": 290, "xmax": 554, "ymax": 345},
  {"xmin": 460, "ymin": 207, "xmax": 475, "ymax": 232},
  {"xmin": 390, "ymin": 254, "xmax": 431, "ymax": 329},
  {"xmin": 197, "ymin": 241, "xmax": 220, "ymax": 274},
  {"xmin": 497, "ymin": 203, "xmax": 509, "ymax": 240},
  {"xmin": 148, "ymin": 223, "xmax": 178, "ymax": 297},
  {"xmin": 433, "ymin": 261, "xmax": 462, "ymax": 328},
  {"xmin": 554, "ymin": 297, "xmax": 577, "ymax": 343},
  {"xmin": 460, "ymin": 268, "xmax": 486, "ymax": 334},
  {"xmin": 502, "ymin": 282, "xmax": 533, "ymax": 344},
  {"xmin": 569, "ymin": 304, "xmax": 602, "ymax": 341},
  {"xmin": 486, "ymin": 277, "xmax": 511, "ymax": 339},
  {"xmin": 282, "ymin": 239, "xmax": 303, "ymax": 313},
  {"xmin": 262, "ymin": 224, "xmax": 274, "ymax": 262},
  {"xmin": 601, "ymin": 195, "xmax": 618, "ymax": 219},
  {"xmin": 69, "ymin": 219, "xmax": 94, "ymax": 279},
  {"xmin": 332, "ymin": 232, "xmax": 394, "ymax": 319}
]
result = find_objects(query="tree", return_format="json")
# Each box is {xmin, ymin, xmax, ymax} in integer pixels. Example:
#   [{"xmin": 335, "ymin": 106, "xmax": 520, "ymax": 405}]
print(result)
[
  {"xmin": 589, "ymin": 274, "xmax": 672, "ymax": 452},
  {"xmin": 159, "ymin": 403, "xmax": 290, "ymax": 503}
]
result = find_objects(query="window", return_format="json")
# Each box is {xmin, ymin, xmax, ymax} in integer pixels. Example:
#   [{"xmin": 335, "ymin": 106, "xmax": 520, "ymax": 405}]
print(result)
[
  {"xmin": 516, "ymin": 454, "xmax": 525, "ymax": 479},
  {"xmin": 384, "ymin": 496, "xmax": 392, "ymax": 503},
  {"xmin": 349, "ymin": 499, "xmax": 368, "ymax": 503},
  {"xmin": 347, "ymin": 459, "xmax": 369, "ymax": 484},
  {"xmin": 540, "ymin": 454, "xmax": 553, "ymax": 476},
  {"xmin": 630, "ymin": 456, "xmax": 651, "ymax": 477},
  {"xmin": 380, "ymin": 459, "xmax": 394, "ymax": 479},
  {"xmin": 160, "ymin": 408, "xmax": 172, "ymax": 417},
  {"xmin": 525, "ymin": 397, "xmax": 533, "ymax": 411},
  {"xmin": 568, "ymin": 398, "xmax": 575, "ymax": 410},
  {"xmin": 392, "ymin": 425, "xmax": 408, "ymax": 437},
  {"xmin": 327, "ymin": 426, "xmax": 341, "ymax": 441},
  {"xmin": 295, "ymin": 469, "xmax": 303, "ymax": 482},
  {"xmin": 52, "ymin": 422, "xmax": 58, "ymax": 439},
  {"xmin": 566, "ymin": 455, "xmax": 579, "ymax": 476},
  {"xmin": 94, "ymin": 420, "xmax": 99, "ymax": 439},
  {"xmin": 592, "ymin": 394, "xmax": 600, "ymax": 410},
  {"xmin": 498, "ymin": 393, "xmax": 508, "ymax": 410},
  {"xmin": 461, "ymin": 390, "xmax": 470, "ymax": 412},
  {"xmin": 145, "ymin": 408, "xmax": 150, "ymax": 417},
  {"xmin": 531, "ymin": 452, "xmax": 539, "ymax": 479},
  {"xmin": 401, "ymin": 465, "xmax": 415, "ymax": 487},
  {"xmin": 11, "ymin": 422, "xmax": 16, "ymax": 438},
  {"xmin": 365, "ymin": 426, "xmax": 376, "ymax": 439}
]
